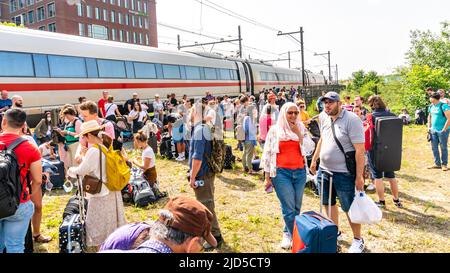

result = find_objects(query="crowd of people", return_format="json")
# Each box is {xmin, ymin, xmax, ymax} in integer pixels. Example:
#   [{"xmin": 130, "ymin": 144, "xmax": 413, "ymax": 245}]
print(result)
[{"xmin": 0, "ymin": 85, "xmax": 448, "ymax": 253}]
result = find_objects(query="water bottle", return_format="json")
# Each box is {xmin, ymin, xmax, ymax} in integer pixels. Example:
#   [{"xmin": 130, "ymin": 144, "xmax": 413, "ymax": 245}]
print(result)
[{"xmin": 194, "ymin": 180, "xmax": 204, "ymax": 187}]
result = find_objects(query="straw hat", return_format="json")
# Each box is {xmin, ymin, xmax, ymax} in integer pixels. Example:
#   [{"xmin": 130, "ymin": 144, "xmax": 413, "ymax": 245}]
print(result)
[{"xmin": 75, "ymin": 120, "xmax": 103, "ymax": 138}]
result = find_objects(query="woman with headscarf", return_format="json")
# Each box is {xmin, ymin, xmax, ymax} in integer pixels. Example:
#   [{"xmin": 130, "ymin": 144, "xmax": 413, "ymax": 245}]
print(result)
[{"xmin": 261, "ymin": 102, "xmax": 307, "ymax": 250}]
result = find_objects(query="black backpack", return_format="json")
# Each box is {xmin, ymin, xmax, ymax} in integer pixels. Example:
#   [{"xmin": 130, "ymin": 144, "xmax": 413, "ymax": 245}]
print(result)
[
  {"xmin": 0, "ymin": 137, "xmax": 28, "ymax": 220},
  {"xmin": 101, "ymin": 119, "xmax": 124, "ymax": 150}
]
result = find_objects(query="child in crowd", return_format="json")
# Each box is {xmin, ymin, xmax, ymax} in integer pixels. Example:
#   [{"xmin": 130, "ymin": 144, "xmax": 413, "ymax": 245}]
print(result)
[
  {"xmin": 133, "ymin": 131, "xmax": 166, "ymax": 198},
  {"xmin": 38, "ymin": 141, "xmax": 57, "ymax": 160}
]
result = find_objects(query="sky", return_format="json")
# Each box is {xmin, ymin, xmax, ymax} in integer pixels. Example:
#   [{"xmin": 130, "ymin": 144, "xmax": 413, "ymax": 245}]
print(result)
[{"xmin": 156, "ymin": 0, "xmax": 449, "ymax": 80}]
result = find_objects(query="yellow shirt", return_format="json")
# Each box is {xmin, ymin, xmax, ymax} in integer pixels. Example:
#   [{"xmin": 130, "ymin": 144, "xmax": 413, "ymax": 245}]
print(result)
[{"xmin": 299, "ymin": 111, "xmax": 310, "ymax": 123}]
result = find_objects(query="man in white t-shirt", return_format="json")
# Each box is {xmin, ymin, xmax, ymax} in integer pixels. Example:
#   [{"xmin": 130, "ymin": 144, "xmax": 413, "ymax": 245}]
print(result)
[{"xmin": 153, "ymin": 94, "xmax": 164, "ymax": 122}]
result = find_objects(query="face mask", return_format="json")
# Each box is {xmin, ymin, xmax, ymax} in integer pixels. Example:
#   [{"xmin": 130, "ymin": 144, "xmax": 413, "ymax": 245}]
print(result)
[{"xmin": 47, "ymin": 117, "xmax": 52, "ymax": 122}]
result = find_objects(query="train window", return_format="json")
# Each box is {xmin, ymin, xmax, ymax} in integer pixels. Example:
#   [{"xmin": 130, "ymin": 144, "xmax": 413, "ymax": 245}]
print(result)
[
  {"xmin": 219, "ymin": 69, "xmax": 231, "ymax": 80},
  {"xmin": 0, "ymin": 51, "xmax": 34, "ymax": 77},
  {"xmin": 204, "ymin": 67, "xmax": 218, "ymax": 80},
  {"xmin": 134, "ymin": 62, "xmax": 156, "ymax": 79},
  {"xmin": 86, "ymin": 58, "xmax": 99, "ymax": 78},
  {"xmin": 260, "ymin": 72, "xmax": 266, "ymax": 81},
  {"xmin": 185, "ymin": 66, "xmax": 201, "ymax": 80},
  {"xmin": 162, "ymin": 64, "xmax": 181, "ymax": 79},
  {"xmin": 179, "ymin": 66, "xmax": 187, "ymax": 80},
  {"xmin": 125, "ymin": 61, "xmax": 135, "ymax": 78},
  {"xmin": 230, "ymin": 70, "xmax": 238, "ymax": 80},
  {"xmin": 155, "ymin": 64, "xmax": 163, "ymax": 79},
  {"xmin": 277, "ymin": 74, "xmax": 284, "ymax": 81},
  {"xmin": 97, "ymin": 59, "xmax": 126, "ymax": 78},
  {"xmin": 48, "ymin": 55, "xmax": 87, "ymax": 78},
  {"xmin": 33, "ymin": 54, "xmax": 50, "ymax": 77}
]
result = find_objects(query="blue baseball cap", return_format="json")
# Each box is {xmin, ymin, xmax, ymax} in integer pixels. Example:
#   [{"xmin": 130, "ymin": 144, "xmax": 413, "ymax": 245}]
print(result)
[{"xmin": 320, "ymin": 91, "xmax": 341, "ymax": 102}]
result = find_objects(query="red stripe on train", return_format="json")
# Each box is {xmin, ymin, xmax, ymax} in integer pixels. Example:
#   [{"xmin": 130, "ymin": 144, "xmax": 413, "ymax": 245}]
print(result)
[{"xmin": 1, "ymin": 82, "xmax": 241, "ymax": 92}]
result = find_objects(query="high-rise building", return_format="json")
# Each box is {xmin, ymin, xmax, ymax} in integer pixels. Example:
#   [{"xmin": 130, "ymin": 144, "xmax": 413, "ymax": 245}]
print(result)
[{"xmin": 0, "ymin": 0, "xmax": 158, "ymax": 47}]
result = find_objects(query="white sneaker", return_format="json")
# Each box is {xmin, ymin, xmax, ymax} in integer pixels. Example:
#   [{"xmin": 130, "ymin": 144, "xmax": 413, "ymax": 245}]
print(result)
[
  {"xmin": 348, "ymin": 238, "xmax": 365, "ymax": 253},
  {"xmin": 367, "ymin": 183, "xmax": 376, "ymax": 191},
  {"xmin": 280, "ymin": 232, "xmax": 292, "ymax": 250},
  {"xmin": 176, "ymin": 156, "xmax": 185, "ymax": 161}
]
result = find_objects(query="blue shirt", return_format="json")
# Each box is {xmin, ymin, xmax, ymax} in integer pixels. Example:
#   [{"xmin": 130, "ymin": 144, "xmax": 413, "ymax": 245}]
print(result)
[
  {"xmin": 0, "ymin": 98, "xmax": 12, "ymax": 110},
  {"xmin": 189, "ymin": 124, "xmax": 212, "ymax": 178},
  {"xmin": 243, "ymin": 116, "xmax": 257, "ymax": 146},
  {"xmin": 429, "ymin": 102, "xmax": 450, "ymax": 131}
]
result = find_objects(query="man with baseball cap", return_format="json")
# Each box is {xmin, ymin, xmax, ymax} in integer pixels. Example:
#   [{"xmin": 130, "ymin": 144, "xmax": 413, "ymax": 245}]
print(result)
[
  {"xmin": 100, "ymin": 196, "xmax": 217, "ymax": 253},
  {"xmin": 310, "ymin": 91, "xmax": 367, "ymax": 253}
]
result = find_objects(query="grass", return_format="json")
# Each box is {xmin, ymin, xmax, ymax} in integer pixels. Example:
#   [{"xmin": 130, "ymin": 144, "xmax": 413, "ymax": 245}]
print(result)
[{"xmin": 36, "ymin": 125, "xmax": 449, "ymax": 253}]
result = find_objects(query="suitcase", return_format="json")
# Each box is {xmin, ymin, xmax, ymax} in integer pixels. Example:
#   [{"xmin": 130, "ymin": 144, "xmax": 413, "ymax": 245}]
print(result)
[
  {"xmin": 48, "ymin": 160, "xmax": 65, "ymax": 188},
  {"xmin": 223, "ymin": 145, "xmax": 235, "ymax": 169},
  {"xmin": 373, "ymin": 117, "xmax": 403, "ymax": 172},
  {"xmin": 59, "ymin": 176, "xmax": 87, "ymax": 253},
  {"xmin": 292, "ymin": 170, "xmax": 338, "ymax": 253},
  {"xmin": 62, "ymin": 195, "xmax": 88, "ymax": 220}
]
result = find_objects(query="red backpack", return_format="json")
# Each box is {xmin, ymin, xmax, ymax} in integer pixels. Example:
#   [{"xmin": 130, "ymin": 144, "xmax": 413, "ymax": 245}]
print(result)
[{"xmin": 364, "ymin": 113, "xmax": 375, "ymax": 151}]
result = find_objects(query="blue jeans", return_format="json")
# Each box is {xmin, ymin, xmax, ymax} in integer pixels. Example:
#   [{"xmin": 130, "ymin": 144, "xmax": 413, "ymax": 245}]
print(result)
[
  {"xmin": 0, "ymin": 201, "xmax": 35, "ymax": 253},
  {"xmin": 272, "ymin": 168, "xmax": 307, "ymax": 237},
  {"xmin": 430, "ymin": 129, "xmax": 449, "ymax": 166},
  {"xmin": 317, "ymin": 168, "xmax": 355, "ymax": 212}
]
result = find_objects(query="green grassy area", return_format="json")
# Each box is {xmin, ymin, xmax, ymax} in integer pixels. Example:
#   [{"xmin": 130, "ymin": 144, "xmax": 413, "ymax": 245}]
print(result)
[{"xmin": 36, "ymin": 125, "xmax": 449, "ymax": 253}]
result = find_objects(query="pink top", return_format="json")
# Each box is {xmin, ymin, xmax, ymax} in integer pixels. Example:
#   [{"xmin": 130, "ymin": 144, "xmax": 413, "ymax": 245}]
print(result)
[
  {"xmin": 79, "ymin": 118, "xmax": 115, "ymax": 149},
  {"xmin": 259, "ymin": 115, "xmax": 272, "ymax": 141}
]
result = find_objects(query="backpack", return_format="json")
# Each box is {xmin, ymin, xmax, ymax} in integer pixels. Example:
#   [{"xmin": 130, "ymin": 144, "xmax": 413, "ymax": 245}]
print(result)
[
  {"xmin": 96, "ymin": 145, "xmax": 131, "ymax": 192},
  {"xmin": 101, "ymin": 119, "xmax": 123, "ymax": 151},
  {"xmin": 364, "ymin": 113, "xmax": 375, "ymax": 152},
  {"xmin": 203, "ymin": 125, "xmax": 225, "ymax": 174},
  {"xmin": 0, "ymin": 138, "xmax": 28, "ymax": 220}
]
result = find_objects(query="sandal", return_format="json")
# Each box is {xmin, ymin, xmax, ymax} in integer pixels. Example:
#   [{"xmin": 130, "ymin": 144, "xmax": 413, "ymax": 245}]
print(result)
[{"xmin": 33, "ymin": 234, "xmax": 53, "ymax": 243}]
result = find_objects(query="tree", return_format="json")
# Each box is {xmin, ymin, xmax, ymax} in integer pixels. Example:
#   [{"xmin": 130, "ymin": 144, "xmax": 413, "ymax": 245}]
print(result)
[
  {"xmin": 401, "ymin": 64, "xmax": 449, "ymax": 112},
  {"xmin": 406, "ymin": 22, "xmax": 450, "ymax": 79}
]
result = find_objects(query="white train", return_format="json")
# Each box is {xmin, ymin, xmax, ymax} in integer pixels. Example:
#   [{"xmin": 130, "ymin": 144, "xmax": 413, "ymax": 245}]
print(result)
[{"xmin": 0, "ymin": 25, "xmax": 326, "ymax": 119}]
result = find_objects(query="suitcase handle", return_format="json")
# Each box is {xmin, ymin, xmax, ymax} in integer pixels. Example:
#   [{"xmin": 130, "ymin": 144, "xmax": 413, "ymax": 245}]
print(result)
[{"xmin": 304, "ymin": 212, "xmax": 328, "ymax": 223}]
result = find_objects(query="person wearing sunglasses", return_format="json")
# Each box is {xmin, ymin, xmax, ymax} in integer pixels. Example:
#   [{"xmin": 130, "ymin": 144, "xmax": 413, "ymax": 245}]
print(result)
[
  {"xmin": 296, "ymin": 99, "xmax": 311, "ymax": 128},
  {"xmin": 261, "ymin": 102, "xmax": 307, "ymax": 250}
]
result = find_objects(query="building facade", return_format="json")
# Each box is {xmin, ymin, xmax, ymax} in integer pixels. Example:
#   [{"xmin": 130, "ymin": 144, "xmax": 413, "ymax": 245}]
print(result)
[{"xmin": 1, "ymin": 0, "xmax": 158, "ymax": 47}]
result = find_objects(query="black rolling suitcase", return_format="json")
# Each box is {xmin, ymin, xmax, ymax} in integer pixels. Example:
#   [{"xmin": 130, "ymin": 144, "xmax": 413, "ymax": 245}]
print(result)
[
  {"xmin": 59, "ymin": 176, "xmax": 87, "ymax": 253},
  {"xmin": 48, "ymin": 160, "xmax": 65, "ymax": 188},
  {"xmin": 223, "ymin": 145, "xmax": 235, "ymax": 169},
  {"xmin": 373, "ymin": 117, "xmax": 403, "ymax": 172}
]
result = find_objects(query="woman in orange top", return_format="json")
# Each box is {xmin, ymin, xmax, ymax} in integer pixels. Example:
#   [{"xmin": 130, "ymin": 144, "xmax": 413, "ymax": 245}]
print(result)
[
  {"xmin": 296, "ymin": 99, "xmax": 311, "ymax": 127},
  {"xmin": 260, "ymin": 102, "xmax": 307, "ymax": 250}
]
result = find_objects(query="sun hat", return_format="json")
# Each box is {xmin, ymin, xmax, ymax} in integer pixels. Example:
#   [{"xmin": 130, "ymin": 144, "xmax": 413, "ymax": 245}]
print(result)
[{"xmin": 75, "ymin": 120, "xmax": 103, "ymax": 138}]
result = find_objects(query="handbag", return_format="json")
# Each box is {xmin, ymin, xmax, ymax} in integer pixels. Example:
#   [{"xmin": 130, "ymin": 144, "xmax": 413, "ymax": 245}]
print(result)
[
  {"xmin": 331, "ymin": 117, "xmax": 357, "ymax": 176},
  {"xmin": 82, "ymin": 146, "xmax": 103, "ymax": 194},
  {"xmin": 427, "ymin": 130, "xmax": 432, "ymax": 142}
]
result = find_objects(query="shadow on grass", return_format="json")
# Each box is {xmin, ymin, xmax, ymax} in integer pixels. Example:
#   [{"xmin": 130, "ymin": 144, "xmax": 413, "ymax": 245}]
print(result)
[
  {"xmin": 382, "ymin": 206, "xmax": 449, "ymax": 239},
  {"xmin": 217, "ymin": 175, "xmax": 257, "ymax": 192},
  {"xmin": 396, "ymin": 173, "xmax": 436, "ymax": 184},
  {"xmin": 45, "ymin": 189, "xmax": 74, "ymax": 197},
  {"xmin": 216, "ymin": 241, "xmax": 236, "ymax": 253},
  {"xmin": 382, "ymin": 188, "xmax": 447, "ymax": 213}
]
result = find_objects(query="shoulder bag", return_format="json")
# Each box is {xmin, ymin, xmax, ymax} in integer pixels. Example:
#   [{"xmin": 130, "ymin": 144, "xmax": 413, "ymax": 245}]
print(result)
[
  {"xmin": 82, "ymin": 146, "xmax": 103, "ymax": 194},
  {"xmin": 330, "ymin": 117, "xmax": 357, "ymax": 176}
]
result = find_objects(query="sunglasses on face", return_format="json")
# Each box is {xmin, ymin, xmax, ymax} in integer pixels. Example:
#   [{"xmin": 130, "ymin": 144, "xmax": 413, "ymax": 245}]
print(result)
[
  {"xmin": 287, "ymin": 111, "xmax": 299, "ymax": 115},
  {"xmin": 323, "ymin": 100, "xmax": 336, "ymax": 105}
]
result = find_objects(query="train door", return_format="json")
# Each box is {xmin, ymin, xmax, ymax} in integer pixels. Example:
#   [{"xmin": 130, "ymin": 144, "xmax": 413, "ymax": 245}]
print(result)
[
  {"xmin": 244, "ymin": 62, "xmax": 255, "ymax": 96},
  {"xmin": 235, "ymin": 62, "xmax": 249, "ymax": 95},
  {"xmin": 235, "ymin": 62, "xmax": 245, "ymax": 94}
]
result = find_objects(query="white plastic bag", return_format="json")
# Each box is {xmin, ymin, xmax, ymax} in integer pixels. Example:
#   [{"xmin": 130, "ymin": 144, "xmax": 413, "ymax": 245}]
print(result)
[
  {"xmin": 302, "ymin": 133, "xmax": 316, "ymax": 157},
  {"xmin": 348, "ymin": 191, "xmax": 382, "ymax": 224}
]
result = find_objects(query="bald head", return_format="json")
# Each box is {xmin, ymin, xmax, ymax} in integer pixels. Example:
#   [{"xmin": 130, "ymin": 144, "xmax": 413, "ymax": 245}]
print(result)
[
  {"xmin": 11, "ymin": 95, "xmax": 23, "ymax": 108},
  {"xmin": 1, "ymin": 90, "xmax": 8, "ymax": 99}
]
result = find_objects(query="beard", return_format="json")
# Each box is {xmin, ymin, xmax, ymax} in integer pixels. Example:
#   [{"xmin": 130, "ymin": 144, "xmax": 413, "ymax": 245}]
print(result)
[
  {"xmin": 325, "ymin": 104, "xmax": 339, "ymax": 116},
  {"xmin": 15, "ymin": 103, "xmax": 23, "ymax": 108}
]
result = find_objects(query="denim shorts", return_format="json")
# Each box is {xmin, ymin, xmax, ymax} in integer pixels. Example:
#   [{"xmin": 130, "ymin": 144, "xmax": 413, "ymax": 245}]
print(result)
[
  {"xmin": 366, "ymin": 152, "xmax": 395, "ymax": 179},
  {"xmin": 317, "ymin": 168, "xmax": 355, "ymax": 212}
]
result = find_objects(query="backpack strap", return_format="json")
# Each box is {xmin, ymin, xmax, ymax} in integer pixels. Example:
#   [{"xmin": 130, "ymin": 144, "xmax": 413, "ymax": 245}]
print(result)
[
  {"xmin": 439, "ymin": 103, "xmax": 446, "ymax": 118},
  {"xmin": 6, "ymin": 137, "xmax": 28, "ymax": 153}
]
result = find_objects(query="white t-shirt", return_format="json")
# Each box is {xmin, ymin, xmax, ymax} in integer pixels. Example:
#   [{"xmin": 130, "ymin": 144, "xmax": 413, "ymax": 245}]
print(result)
[
  {"xmin": 105, "ymin": 103, "xmax": 118, "ymax": 117},
  {"xmin": 142, "ymin": 146, "xmax": 155, "ymax": 168},
  {"xmin": 141, "ymin": 103, "xmax": 149, "ymax": 112},
  {"xmin": 129, "ymin": 110, "xmax": 147, "ymax": 122},
  {"xmin": 205, "ymin": 108, "xmax": 216, "ymax": 127}
]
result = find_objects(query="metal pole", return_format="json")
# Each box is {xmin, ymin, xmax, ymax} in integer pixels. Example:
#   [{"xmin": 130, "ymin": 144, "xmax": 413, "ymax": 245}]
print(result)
[
  {"xmin": 300, "ymin": 27, "xmax": 305, "ymax": 87},
  {"xmin": 328, "ymin": 51, "xmax": 331, "ymax": 84},
  {"xmin": 288, "ymin": 51, "xmax": 291, "ymax": 69},
  {"xmin": 238, "ymin": 25, "xmax": 242, "ymax": 58},
  {"xmin": 177, "ymin": 34, "xmax": 180, "ymax": 51},
  {"xmin": 335, "ymin": 64, "xmax": 338, "ymax": 84}
]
